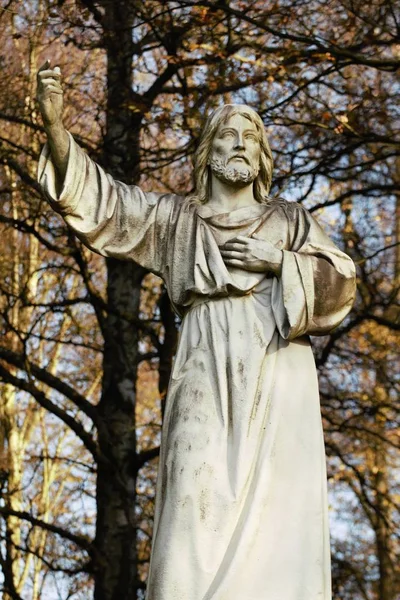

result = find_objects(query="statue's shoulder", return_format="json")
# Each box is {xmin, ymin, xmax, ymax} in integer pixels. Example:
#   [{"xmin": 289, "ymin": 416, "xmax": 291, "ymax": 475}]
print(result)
[
  {"xmin": 138, "ymin": 190, "xmax": 185, "ymax": 218},
  {"xmin": 268, "ymin": 197, "xmax": 309, "ymax": 221},
  {"xmin": 141, "ymin": 191, "xmax": 184, "ymax": 205}
]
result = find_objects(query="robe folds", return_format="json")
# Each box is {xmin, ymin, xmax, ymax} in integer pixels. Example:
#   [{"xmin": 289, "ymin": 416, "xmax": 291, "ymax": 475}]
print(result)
[{"xmin": 38, "ymin": 134, "xmax": 356, "ymax": 600}]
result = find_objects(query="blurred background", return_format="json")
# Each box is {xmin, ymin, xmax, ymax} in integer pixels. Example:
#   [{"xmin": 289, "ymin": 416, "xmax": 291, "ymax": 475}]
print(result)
[{"xmin": 0, "ymin": 1, "xmax": 398, "ymax": 598}]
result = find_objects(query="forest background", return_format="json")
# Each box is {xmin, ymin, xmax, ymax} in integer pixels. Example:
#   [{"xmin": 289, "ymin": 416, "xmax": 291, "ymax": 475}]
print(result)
[{"xmin": 0, "ymin": 1, "xmax": 398, "ymax": 599}]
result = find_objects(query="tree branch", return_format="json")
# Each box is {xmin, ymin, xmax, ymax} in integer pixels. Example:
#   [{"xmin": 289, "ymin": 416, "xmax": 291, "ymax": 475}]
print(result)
[
  {"xmin": 0, "ymin": 363, "xmax": 98, "ymax": 458},
  {"xmin": 0, "ymin": 214, "xmax": 74, "ymax": 256},
  {"xmin": 0, "ymin": 506, "xmax": 92, "ymax": 551},
  {"xmin": 135, "ymin": 446, "xmax": 160, "ymax": 472},
  {"xmin": 0, "ymin": 345, "xmax": 97, "ymax": 422},
  {"xmin": 181, "ymin": 1, "xmax": 400, "ymax": 71}
]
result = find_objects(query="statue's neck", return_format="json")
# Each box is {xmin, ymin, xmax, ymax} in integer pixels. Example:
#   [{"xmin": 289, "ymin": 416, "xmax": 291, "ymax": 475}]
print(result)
[{"xmin": 208, "ymin": 175, "xmax": 258, "ymax": 212}]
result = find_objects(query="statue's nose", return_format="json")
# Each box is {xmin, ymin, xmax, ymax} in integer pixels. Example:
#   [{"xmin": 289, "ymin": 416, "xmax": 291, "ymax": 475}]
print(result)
[{"xmin": 233, "ymin": 135, "xmax": 245, "ymax": 150}]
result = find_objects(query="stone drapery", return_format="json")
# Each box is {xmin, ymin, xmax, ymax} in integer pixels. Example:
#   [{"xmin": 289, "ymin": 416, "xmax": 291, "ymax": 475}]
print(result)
[{"xmin": 39, "ymin": 134, "xmax": 356, "ymax": 600}]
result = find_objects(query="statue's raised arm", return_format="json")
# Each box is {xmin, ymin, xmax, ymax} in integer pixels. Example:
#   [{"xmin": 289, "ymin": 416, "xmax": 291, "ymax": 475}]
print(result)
[
  {"xmin": 37, "ymin": 61, "xmax": 70, "ymax": 192},
  {"xmin": 36, "ymin": 62, "xmax": 179, "ymax": 278}
]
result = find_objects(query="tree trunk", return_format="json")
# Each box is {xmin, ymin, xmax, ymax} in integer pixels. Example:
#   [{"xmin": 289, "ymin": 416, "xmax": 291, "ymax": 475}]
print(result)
[
  {"xmin": 93, "ymin": 3, "xmax": 145, "ymax": 599},
  {"xmin": 375, "ymin": 458, "xmax": 393, "ymax": 600}
]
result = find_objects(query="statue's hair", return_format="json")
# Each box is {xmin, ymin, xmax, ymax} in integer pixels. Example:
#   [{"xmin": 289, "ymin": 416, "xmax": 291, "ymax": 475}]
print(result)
[{"xmin": 187, "ymin": 104, "xmax": 273, "ymax": 205}]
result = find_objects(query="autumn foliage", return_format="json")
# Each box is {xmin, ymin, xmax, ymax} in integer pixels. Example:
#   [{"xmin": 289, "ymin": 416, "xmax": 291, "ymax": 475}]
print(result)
[{"xmin": 0, "ymin": 1, "xmax": 398, "ymax": 599}]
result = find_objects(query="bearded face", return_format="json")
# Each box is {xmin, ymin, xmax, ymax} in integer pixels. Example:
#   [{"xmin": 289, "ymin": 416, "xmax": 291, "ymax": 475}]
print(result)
[
  {"xmin": 208, "ymin": 113, "xmax": 261, "ymax": 187},
  {"xmin": 208, "ymin": 155, "xmax": 260, "ymax": 185}
]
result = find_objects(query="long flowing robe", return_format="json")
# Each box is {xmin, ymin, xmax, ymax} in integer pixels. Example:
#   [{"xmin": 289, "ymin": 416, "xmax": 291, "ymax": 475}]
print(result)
[{"xmin": 38, "ymin": 134, "xmax": 356, "ymax": 600}]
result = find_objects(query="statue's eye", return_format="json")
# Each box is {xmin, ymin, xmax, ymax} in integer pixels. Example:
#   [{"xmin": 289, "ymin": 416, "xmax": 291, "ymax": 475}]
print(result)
[{"xmin": 221, "ymin": 131, "xmax": 234, "ymax": 138}]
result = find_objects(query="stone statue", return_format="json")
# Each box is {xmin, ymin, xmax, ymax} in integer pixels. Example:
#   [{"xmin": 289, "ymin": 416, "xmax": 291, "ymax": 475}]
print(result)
[{"xmin": 37, "ymin": 61, "xmax": 356, "ymax": 600}]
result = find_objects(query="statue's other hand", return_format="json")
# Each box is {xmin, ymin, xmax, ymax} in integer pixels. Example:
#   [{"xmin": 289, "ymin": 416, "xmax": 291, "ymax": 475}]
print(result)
[
  {"xmin": 37, "ymin": 60, "xmax": 64, "ymax": 127},
  {"xmin": 220, "ymin": 235, "xmax": 283, "ymax": 276}
]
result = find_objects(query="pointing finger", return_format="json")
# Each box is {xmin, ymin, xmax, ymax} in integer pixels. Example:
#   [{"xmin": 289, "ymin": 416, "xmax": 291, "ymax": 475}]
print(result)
[{"xmin": 38, "ymin": 60, "xmax": 51, "ymax": 73}]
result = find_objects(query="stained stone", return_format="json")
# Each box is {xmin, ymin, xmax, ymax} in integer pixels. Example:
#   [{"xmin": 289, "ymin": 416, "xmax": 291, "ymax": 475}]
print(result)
[{"xmin": 37, "ymin": 73, "xmax": 356, "ymax": 600}]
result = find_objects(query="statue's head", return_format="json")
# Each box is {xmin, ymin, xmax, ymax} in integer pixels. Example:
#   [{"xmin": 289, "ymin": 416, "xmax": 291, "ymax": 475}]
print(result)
[{"xmin": 190, "ymin": 104, "xmax": 273, "ymax": 205}]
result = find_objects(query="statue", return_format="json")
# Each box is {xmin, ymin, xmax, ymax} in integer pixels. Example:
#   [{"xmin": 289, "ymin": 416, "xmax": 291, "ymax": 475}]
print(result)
[{"xmin": 37, "ymin": 62, "xmax": 356, "ymax": 600}]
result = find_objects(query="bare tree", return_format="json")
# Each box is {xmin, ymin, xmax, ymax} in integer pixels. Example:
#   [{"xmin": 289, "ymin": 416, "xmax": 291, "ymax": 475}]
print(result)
[{"xmin": 0, "ymin": 1, "xmax": 398, "ymax": 598}]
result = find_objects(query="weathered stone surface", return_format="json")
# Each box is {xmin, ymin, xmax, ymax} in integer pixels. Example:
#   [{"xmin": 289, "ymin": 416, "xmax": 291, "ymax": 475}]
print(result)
[{"xmin": 37, "ymin": 92, "xmax": 356, "ymax": 599}]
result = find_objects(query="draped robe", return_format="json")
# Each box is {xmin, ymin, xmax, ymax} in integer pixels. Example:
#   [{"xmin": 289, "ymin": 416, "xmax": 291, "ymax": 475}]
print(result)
[{"xmin": 38, "ymin": 134, "xmax": 356, "ymax": 600}]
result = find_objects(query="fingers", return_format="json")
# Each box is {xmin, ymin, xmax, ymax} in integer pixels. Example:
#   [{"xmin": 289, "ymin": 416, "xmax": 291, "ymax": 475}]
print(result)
[
  {"xmin": 41, "ymin": 86, "xmax": 63, "ymax": 96},
  {"xmin": 220, "ymin": 236, "xmax": 250, "ymax": 251},
  {"xmin": 37, "ymin": 64, "xmax": 63, "ymax": 100},
  {"xmin": 222, "ymin": 258, "xmax": 245, "ymax": 268},
  {"xmin": 37, "ymin": 60, "xmax": 62, "ymax": 88},
  {"xmin": 225, "ymin": 236, "xmax": 248, "ymax": 244},
  {"xmin": 220, "ymin": 249, "xmax": 243, "ymax": 260},
  {"xmin": 38, "ymin": 69, "xmax": 61, "ymax": 85},
  {"xmin": 222, "ymin": 256, "xmax": 267, "ymax": 273},
  {"xmin": 40, "ymin": 77, "xmax": 62, "ymax": 89},
  {"xmin": 221, "ymin": 242, "xmax": 245, "ymax": 252},
  {"xmin": 220, "ymin": 235, "xmax": 278, "ymax": 258}
]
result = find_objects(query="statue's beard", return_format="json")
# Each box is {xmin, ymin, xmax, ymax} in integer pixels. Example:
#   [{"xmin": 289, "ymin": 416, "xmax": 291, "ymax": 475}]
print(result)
[{"xmin": 208, "ymin": 156, "xmax": 259, "ymax": 185}]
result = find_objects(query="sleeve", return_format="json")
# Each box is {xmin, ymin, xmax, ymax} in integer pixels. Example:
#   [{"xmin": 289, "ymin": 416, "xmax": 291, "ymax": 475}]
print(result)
[
  {"xmin": 37, "ymin": 132, "xmax": 176, "ymax": 277},
  {"xmin": 271, "ymin": 204, "xmax": 356, "ymax": 339}
]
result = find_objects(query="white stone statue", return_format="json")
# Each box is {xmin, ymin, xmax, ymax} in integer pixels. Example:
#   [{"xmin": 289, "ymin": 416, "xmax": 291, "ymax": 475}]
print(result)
[{"xmin": 37, "ymin": 62, "xmax": 356, "ymax": 600}]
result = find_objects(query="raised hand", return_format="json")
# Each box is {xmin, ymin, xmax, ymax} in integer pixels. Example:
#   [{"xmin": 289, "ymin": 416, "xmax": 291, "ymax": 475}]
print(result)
[
  {"xmin": 36, "ymin": 60, "xmax": 69, "ymax": 188},
  {"xmin": 220, "ymin": 234, "xmax": 283, "ymax": 276},
  {"xmin": 37, "ymin": 60, "xmax": 64, "ymax": 127}
]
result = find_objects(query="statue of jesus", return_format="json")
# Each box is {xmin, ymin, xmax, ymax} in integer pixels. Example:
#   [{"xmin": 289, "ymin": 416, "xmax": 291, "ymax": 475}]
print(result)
[{"xmin": 37, "ymin": 62, "xmax": 356, "ymax": 600}]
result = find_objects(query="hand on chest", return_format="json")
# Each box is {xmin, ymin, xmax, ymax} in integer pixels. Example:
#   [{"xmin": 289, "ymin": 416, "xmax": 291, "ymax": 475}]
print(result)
[{"xmin": 199, "ymin": 206, "xmax": 289, "ymax": 276}]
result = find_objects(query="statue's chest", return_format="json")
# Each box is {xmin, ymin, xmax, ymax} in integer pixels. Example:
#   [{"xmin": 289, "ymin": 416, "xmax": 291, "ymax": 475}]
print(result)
[{"xmin": 204, "ymin": 212, "xmax": 290, "ymax": 250}]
